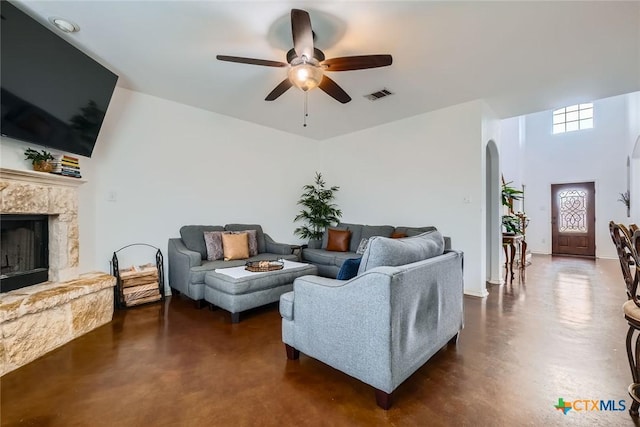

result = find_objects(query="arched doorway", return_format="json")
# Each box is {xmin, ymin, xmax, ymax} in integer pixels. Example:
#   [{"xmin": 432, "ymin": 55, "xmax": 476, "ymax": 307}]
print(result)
[{"xmin": 486, "ymin": 140, "xmax": 502, "ymax": 285}]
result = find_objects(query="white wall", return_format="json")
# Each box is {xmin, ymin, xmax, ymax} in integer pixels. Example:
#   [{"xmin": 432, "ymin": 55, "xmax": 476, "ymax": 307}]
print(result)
[
  {"xmin": 320, "ymin": 100, "xmax": 490, "ymax": 297},
  {"xmin": 2, "ymin": 87, "xmax": 320, "ymax": 283},
  {"xmin": 522, "ymin": 93, "xmax": 637, "ymax": 258},
  {"xmin": 499, "ymin": 116, "xmax": 526, "ymax": 196},
  {"xmin": 91, "ymin": 88, "xmax": 321, "ymax": 275},
  {"xmin": 628, "ymin": 92, "xmax": 640, "ymax": 224}
]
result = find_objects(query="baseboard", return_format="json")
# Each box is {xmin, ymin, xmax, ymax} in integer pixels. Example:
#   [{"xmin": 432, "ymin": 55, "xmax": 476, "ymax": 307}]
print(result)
[{"xmin": 464, "ymin": 289, "xmax": 489, "ymax": 298}]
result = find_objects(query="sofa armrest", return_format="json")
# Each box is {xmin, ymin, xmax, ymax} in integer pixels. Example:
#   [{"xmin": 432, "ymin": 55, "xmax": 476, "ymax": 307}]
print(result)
[
  {"xmin": 264, "ymin": 233, "xmax": 294, "ymax": 255},
  {"xmin": 289, "ymin": 270, "xmax": 395, "ymax": 387},
  {"xmin": 168, "ymin": 238, "xmax": 202, "ymax": 293}
]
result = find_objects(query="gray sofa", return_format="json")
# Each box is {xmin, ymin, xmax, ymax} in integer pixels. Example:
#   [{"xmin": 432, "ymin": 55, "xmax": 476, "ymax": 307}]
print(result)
[
  {"xmin": 301, "ymin": 222, "xmax": 451, "ymax": 278},
  {"xmin": 168, "ymin": 224, "xmax": 297, "ymax": 307},
  {"xmin": 280, "ymin": 231, "xmax": 464, "ymax": 409}
]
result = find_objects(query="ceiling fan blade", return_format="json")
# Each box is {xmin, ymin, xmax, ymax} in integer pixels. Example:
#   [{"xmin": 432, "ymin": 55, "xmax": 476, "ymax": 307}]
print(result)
[
  {"xmin": 322, "ymin": 55, "xmax": 393, "ymax": 71},
  {"xmin": 265, "ymin": 79, "xmax": 293, "ymax": 101},
  {"xmin": 291, "ymin": 9, "xmax": 314, "ymax": 60},
  {"xmin": 318, "ymin": 76, "xmax": 351, "ymax": 104},
  {"xmin": 216, "ymin": 55, "xmax": 287, "ymax": 67}
]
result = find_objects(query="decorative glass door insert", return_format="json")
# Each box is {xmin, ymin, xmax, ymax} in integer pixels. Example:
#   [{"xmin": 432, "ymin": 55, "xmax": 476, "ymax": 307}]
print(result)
[{"xmin": 558, "ymin": 189, "xmax": 588, "ymax": 233}]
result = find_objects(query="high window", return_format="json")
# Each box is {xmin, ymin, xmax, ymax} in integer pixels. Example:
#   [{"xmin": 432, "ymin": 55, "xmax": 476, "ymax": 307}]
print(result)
[{"xmin": 552, "ymin": 103, "xmax": 593, "ymax": 134}]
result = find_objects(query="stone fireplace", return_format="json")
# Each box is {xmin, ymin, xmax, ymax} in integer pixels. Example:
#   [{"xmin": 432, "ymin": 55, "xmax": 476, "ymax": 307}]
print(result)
[{"xmin": 0, "ymin": 168, "xmax": 115, "ymax": 375}]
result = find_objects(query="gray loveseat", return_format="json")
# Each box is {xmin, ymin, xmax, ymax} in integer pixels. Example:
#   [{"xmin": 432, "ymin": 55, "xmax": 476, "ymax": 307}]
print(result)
[
  {"xmin": 280, "ymin": 231, "xmax": 464, "ymax": 409},
  {"xmin": 301, "ymin": 222, "xmax": 451, "ymax": 278},
  {"xmin": 168, "ymin": 224, "xmax": 297, "ymax": 307}
]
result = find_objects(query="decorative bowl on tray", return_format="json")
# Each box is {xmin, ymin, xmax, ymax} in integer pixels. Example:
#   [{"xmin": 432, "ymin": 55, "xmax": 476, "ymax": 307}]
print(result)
[{"xmin": 245, "ymin": 260, "xmax": 284, "ymax": 272}]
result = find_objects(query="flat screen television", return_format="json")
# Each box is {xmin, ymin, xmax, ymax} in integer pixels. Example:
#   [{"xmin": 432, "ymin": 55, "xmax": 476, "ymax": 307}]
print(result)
[{"xmin": 0, "ymin": 1, "xmax": 118, "ymax": 158}]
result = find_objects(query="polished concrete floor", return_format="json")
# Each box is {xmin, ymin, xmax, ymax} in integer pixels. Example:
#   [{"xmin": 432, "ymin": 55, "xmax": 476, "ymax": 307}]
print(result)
[{"xmin": 1, "ymin": 255, "xmax": 638, "ymax": 426}]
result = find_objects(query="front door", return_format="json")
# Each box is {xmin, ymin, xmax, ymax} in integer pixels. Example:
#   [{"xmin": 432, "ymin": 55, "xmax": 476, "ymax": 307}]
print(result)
[{"xmin": 551, "ymin": 182, "xmax": 596, "ymax": 257}]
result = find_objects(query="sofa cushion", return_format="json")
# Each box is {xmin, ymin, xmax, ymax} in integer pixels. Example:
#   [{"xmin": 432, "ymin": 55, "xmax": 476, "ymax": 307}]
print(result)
[
  {"xmin": 326, "ymin": 228, "xmax": 351, "ymax": 252},
  {"xmin": 225, "ymin": 224, "xmax": 266, "ymax": 253},
  {"xmin": 361, "ymin": 225, "xmax": 394, "ymax": 242},
  {"xmin": 222, "ymin": 232, "xmax": 249, "ymax": 260},
  {"xmin": 180, "ymin": 225, "xmax": 225, "ymax": 260},
  {"xmin": 358, "ymin": 231, "xmax": 445, "ymax": 274},
  {"xmin": 301, "ymin": 248, "xmax": 337, "ymax": 266},
  {"xmin": 395, "ymin": 226, "xmax": 438, "ymax": 237},
  {"xmin": 337, "ymin": 223, "xmax": 364, "ymax": 252},
  {"xmin": 336, "ymin": 258, "xmax": 361, "ymax": 280},
  {"xmin": 204, "ymin": 231, "xmax": 224, "ymax": 260}
]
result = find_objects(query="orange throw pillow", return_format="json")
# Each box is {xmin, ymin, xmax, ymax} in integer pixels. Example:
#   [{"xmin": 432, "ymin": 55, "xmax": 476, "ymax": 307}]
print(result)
[
  {"xmin": 222, "ymin": 232, "xmax": 250, "ymax": 261},
  {"xmin": 326, "ymin": 229, "xmax": 352, "ymax": 252},
  {"xmin": 391, "ymin": 232, "xmax": 407, "ymax": 239}
]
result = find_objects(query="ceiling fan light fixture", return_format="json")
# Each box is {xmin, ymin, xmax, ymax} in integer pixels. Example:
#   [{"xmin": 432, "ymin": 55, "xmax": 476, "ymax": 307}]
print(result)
[{"xmin": 288, "ymin": 57, "xmax": 323, "ymax": 92}]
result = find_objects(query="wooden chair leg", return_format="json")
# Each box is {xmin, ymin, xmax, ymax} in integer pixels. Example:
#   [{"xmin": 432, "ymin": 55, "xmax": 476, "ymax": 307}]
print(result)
[
  {"xmin": 375, "ymin": 389, "xmax": 392, "ymax": 410},
  {"xmin": 285, "ymin": 344, "xmax": 299, "ymax": 360}
]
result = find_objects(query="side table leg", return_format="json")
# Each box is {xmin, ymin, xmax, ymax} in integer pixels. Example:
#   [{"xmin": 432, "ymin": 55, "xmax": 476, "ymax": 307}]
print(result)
[
  {"xmin": 521, "ymin": 240, "xmax": 528, "ymax": 269},
  {"xmin": 509, "ymin": 243, "xmax": 516, "ymax": 279},
  {"xmin": 503, "ymin": 244, "xmax": 509, "ymax": 270}
]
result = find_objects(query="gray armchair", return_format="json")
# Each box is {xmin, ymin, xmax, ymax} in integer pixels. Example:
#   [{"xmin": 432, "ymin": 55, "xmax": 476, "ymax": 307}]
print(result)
[{"xmin": 279, "ymin": 231, "xmax": 464, "ymax": 409}]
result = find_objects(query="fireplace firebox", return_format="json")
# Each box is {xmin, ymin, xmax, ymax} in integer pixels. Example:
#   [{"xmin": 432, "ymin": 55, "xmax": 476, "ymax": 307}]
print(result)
[{"xmin": 1, "ymin": 214, "xmax": 49, "ymax": 292}]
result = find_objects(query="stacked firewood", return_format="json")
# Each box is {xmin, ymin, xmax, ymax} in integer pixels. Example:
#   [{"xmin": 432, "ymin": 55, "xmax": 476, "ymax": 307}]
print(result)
[{"xmin": 118, "ymin": 263, "xmax": 161, "ymax": 307}]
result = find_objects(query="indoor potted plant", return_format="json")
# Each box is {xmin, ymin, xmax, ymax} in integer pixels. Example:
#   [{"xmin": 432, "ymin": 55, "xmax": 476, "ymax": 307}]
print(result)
[
  {"xmin": 24, "ymin": 148, "xmax": 55, "ymax": 172},
  {"xmin": 294, "ymin": 172, "xmax": 342, "ymax": 248},
  {"xmin": 501, "ymin": 178, "xmax": 524, "ymax": 235}
]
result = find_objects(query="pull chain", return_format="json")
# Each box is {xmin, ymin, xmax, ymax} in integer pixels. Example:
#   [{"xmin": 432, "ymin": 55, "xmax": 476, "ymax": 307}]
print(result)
[{"xmin": 303, "ymin": 92, "xmax": 308, "ymax": 127}]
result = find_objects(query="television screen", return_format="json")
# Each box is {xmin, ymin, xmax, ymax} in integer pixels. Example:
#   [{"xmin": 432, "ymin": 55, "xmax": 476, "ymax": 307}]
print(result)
[{"xmin": 0, "ymin": 1, "xmax": 118, "ymax": 157}]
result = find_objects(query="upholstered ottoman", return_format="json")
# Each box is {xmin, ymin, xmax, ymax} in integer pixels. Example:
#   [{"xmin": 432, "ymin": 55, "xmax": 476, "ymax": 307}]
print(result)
[{"xmin": 204, "ymin": 260, "xmax": 317, "ymax": 322}]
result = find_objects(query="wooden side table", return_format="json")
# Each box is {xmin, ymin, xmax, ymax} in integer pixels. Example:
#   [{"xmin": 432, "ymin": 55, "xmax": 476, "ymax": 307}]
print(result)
[{"xmin": 502, "ymin": 234, "xmax": 525, "ymax": 279}]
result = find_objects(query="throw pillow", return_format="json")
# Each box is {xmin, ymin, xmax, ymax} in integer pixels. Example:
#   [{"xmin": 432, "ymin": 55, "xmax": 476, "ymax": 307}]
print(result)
[
  {"xmin": 356, "ymin": 238, "xmax": 369, "ymax": 255},
  {"xmin": 326, "ymin": 228, "xmax": 351, "ymax": 252},
  {"xmin": 337, "ymin": 258, "xmax": 361, "ymax": 280},
  {"xmin": 241, "ymin": 229, "xmax": 259, "ymax": 257},
  {"xmin": 358, "ymin": 231, "xmax": 445, "ymax": 275},
  {"xmin": 221, "ymin": 232, "xmax": 250, "ymax": 261},
  {"xmin": 204, "ymin": 231, "xmax": 224, "ymax": 260},
  {"xmin": 391, "ymin": 232, "xmax": 407, "ymax": 239}
]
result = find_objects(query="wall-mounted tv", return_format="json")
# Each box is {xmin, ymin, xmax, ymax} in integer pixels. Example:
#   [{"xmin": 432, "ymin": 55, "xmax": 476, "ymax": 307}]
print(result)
[{"xmin": 0, "ymin": 1, "xmax": 118, "ymax": 158}]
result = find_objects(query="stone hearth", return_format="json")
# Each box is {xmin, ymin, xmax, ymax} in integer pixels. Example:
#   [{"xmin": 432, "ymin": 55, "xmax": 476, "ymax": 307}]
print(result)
[{"xmin": 0, "ymin": 168, "xmax": 116, "ymax": 375}]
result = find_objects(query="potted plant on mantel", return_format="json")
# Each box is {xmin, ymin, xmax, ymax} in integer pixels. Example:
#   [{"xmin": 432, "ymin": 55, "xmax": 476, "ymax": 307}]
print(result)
[
  {"xmin": 24, "ymin": 148, "xmax": 54, "ymax": 173},
  {"xmin": 294, "ymin": 172, "xmax": 342, "ymax": 248}
]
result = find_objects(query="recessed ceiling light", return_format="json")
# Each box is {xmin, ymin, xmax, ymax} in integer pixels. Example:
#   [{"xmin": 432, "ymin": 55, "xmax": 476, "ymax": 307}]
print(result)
[{"xmin": 48, "ymin": 17, "xmax": 79, "ymax": 33}]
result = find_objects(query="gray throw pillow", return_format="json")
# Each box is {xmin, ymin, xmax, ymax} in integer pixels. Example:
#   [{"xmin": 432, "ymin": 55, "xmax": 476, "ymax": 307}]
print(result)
[
  {"xmin": 204, "ymin": 231, "xmax": 224, "ymax": 261},
  {"xmin": 358, "ymin": 231, "xmax": 445, "ymax": 274}
]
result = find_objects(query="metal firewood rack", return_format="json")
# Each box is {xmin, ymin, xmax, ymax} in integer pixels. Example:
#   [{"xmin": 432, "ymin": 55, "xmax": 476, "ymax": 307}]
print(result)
[{"xmin": 111, "ymin": 243, "xmax": 165, "ymax": 309}]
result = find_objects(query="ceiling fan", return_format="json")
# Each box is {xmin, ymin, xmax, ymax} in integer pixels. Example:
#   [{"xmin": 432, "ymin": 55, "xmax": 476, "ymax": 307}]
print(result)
[{"xmin": 216, "ymin": 9, "xmax": 392, "ymax": 104}]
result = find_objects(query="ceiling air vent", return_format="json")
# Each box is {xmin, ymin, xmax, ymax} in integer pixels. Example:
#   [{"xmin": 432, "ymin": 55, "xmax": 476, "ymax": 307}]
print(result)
[{"xmin": 364, "ymin": 88, "xmax": 393, "ymax": 101}]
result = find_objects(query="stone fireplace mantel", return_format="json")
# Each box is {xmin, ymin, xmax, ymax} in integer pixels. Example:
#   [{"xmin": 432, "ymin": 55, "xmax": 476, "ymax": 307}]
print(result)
[
  {"xmin": 1, "ymin": 167, "xmax": 85, "ymax": 282},
  {"xmin": 0, "ymin": 167, "xmax": 116, "ymax": 376}
]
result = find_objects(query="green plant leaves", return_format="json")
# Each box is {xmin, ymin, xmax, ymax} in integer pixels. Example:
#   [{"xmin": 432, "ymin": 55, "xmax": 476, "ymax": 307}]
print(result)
[{"xmin": 293, "ymin": 172, "xmax": 342, "ymax": 240}]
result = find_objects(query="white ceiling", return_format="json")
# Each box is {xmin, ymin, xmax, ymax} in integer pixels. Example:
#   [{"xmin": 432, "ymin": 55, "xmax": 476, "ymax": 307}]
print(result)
[{"xmin": 15, "ymin": 1, "xmax": 640, "ymax": 140}]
